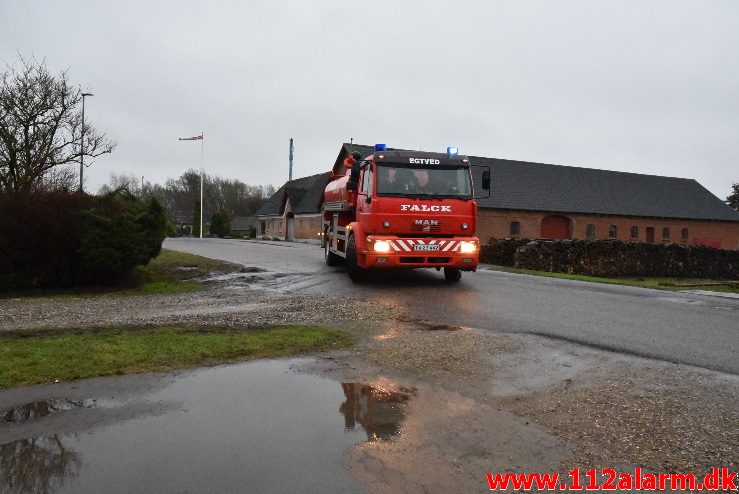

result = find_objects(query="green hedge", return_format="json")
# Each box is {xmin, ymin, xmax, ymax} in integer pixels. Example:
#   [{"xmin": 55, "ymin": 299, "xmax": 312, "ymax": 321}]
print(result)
[
  {"xmin": 0, "ymin": 190, "xmax": 167, "ymax": 291},
  {"xmin": 481, "ymin": 239, "xmax": 739, "ymax": 279}
]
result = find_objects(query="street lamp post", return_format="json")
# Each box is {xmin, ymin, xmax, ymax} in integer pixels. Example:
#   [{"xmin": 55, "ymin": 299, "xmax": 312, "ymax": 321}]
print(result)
[
  {"xmin": 79, "ymin": 92, "xmax": 94, "ymax": 193},
  {"xmin": 178, "ymin": 133, "xmax": 204, "ymax": 238}
]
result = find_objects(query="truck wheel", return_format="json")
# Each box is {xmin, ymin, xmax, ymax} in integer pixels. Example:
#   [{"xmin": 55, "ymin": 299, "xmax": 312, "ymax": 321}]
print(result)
[
  {"xmin": 444, "ymin": 268, "xmax": 462, "ymax": 282},
  {"xmin": 346, "ymin": 234, "xmax": 366, "ymax": 282},
  {"xmin": 325, "ymin": 239, "xmax": 340, "ymax": 266}
]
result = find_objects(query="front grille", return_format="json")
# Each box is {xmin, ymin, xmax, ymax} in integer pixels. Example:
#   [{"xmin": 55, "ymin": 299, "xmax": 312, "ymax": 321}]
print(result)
[
  {"xmin": 411, "ymin": 223, "xmax": 442, "ymax": 233},
  {"xmin": 399, "ymin": 257, "xmax": 424, "ymax": 264}
]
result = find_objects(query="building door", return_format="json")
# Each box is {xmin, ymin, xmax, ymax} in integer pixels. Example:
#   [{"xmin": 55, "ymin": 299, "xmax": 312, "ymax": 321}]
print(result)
[
  {"xmin": 540, "ymin": 215, "xmax": 571, "ymax": 239},
  {"xmin": 646, "ymin": 227, "xmax": 655, "ymax": 243},
  {"xmin": 286, "ymin": 214, "xmax": 295, "ymax": 241}
]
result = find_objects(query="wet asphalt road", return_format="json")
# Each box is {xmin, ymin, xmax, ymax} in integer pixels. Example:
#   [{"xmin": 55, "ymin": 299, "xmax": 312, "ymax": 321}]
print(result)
[{"xmin": 164, "ymin": 238, "xmax": 739, "ymax": 375}]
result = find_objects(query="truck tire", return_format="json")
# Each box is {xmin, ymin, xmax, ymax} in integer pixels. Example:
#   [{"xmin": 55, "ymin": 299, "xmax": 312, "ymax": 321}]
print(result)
[
  {"xmin": 444, "ymin": 267, "xmax": 462, "ymax": 282},
  {"xmin": 325, "ymin": 239, "xmax": 341, "ymax": 266},
  {"xmin": 345, "ymin": 234, "xmax": 366, "ymax": 282}
]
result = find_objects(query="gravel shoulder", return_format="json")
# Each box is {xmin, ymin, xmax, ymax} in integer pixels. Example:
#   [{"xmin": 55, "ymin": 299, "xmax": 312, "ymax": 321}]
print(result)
[
  {"xmin": 2, "ymin": 263, "xmax": 736, "ymax": 493},
  {"xmin": 304, "ymin": 319, "xmax": 738, "ymax": 492}
]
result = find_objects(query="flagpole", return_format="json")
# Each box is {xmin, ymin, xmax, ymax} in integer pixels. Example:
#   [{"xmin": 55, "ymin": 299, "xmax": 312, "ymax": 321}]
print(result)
[{"xmin": 200, "ymin": 132, "xmax": 204, "ymax": 239}]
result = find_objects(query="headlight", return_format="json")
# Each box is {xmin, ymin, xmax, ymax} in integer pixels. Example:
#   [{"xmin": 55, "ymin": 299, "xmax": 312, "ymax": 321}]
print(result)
[
  {"xmin": 374, "ymin": 240, "xmax": 391, "ymax": 253},
  {"xmin": 459, "ymin": 241, "xmax": 477, "ymax": 254}
]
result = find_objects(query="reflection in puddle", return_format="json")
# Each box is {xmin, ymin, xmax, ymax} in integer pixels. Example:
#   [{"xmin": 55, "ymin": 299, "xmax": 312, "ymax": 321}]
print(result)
[
  {"xmin": 3, "ymin": 400, "xmax": 95, "ymax": 424},
  {"xmin": 0, "ymin": 359, "xmax": 373, "ymax": 493},
  {"xmin": 374, "ymin": 321, "xmax": 466, "ymax": 341},
  {"xmin": 339, "ymin": 383, "xmax": 416, "ymax": 442},
  {"xmin": 0, "ymin": 436, "xmax": 81, "ymax": 494}
]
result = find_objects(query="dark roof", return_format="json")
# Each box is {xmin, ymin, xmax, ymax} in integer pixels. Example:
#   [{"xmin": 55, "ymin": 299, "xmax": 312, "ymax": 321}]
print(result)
[
  {"xmin": 262, "ymin": 143, "xmax": 738, "ymax": 222},
  {"xmin": 470, "ymin": 156, "xmax": 739, "ymax": 221},
  {"xmin": 231, "ymin": 216, "xmax": 256, "ymax": 231},
  {"xmin": 342, "ymin": 143, "xmax": 739, "ymax": 221},
  {"xmin": 256, "ymin": 172, "xmax": 331, "ymax": 217}
]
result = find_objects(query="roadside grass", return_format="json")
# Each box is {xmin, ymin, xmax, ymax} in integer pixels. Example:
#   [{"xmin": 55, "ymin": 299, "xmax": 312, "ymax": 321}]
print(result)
[
  {"xmin": 119, "ymin": 249, "xmax": 241, "ymax": 295},
  {"xmin": 2, "ymin": 249, "xmax": 241, "ymax": 299},
  {"xmin": 486, "ymin": 265, "xmax": 739, "ymax": 293},
  {"xmin": 0, "ymin": 325, "xmax": 353, "ymax": 389}
]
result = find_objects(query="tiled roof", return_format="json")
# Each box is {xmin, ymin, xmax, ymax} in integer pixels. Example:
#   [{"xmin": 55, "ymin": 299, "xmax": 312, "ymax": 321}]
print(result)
[
  {"xmin": 469, "ymin": 156, "xmax": 739, "ymax": 221},
  {"xmin": 255, "ymin": 172, "xmax": 331, "ymax": 217},
  {"xmin": 260, "ymin": 143, "xmax": 739, "ymax": 222}
]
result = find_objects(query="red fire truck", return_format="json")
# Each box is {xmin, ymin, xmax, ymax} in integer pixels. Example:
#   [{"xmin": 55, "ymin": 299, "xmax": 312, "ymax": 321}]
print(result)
[{"xmin": 322, "ymin": 144, "xmax": 490, "ymax": 282}]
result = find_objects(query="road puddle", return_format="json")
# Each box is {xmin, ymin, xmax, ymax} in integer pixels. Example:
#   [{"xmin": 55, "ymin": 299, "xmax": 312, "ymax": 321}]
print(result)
[
  {"xmin": 3, "ymin": 399, "xmax": 95, "ymax": 424},
  {"xmin": 389, "ymin": 317, "xmax": 467, "ymax": 332},
  {"xmin": 340, "ymin": 383, "xmax": 416, "ymax": 442},
  {"xmin": 0, "ymin": 359, "xmax": 413, "ymax": 493},
  {"xmin": 420, "ymin": 323, "xmax": 465, "ymax": 331},
  {"xmin": 0, "ymin": 436, "xmax": 82, "ymax": 494}
]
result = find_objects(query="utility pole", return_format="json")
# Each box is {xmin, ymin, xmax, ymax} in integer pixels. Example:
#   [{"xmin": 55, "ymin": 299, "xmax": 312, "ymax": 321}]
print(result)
[
  {"xmin": 200, "ymin": 132, "xmax": 204, "ymax": 239},
  {"xmin": 289, "ymin": 138, "xmax": 294, "ymax": 181},
  {"xmin": 79, "ymin": 93, "xmax": 94, "ymax": 193}
]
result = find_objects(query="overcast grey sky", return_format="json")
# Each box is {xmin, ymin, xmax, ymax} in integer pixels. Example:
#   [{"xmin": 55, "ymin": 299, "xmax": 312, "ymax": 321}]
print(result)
[{"xmin": 2, "ymin": 1, "xmax": 738, "ymax": 199}]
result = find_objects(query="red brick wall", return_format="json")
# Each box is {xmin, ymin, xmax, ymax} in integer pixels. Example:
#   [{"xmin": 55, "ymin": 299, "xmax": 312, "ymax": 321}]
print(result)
[
  {"xmin": 263, "ymin": 218, "xmax": 285, "ymax": 238},
  {"xmin": 478, "ymin": 209, "xmax": 739, "ymax": 250},
  {"xmin": 294, "ymin": 215, "xmax": 323, "ymax": 240},
  {"xmin": 261, "ymin": 215, "xmax": 322, "ymax": 240}
]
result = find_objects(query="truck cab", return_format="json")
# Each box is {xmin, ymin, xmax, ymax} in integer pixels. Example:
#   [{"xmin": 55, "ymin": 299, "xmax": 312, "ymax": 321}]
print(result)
[{"xmin": 323, "ymin": 146, "xmax": 487, "ymax": 282}]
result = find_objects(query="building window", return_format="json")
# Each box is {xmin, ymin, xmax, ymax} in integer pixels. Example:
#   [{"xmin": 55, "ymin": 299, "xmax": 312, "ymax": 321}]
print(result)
[
  {"xmin": 631, "ymin": 226, "xmax": 638, "ymax": 239},
  {"xmin": 510, "ymin": 221, "xmax": 520, "ymax": 236},
  {"xmin": 586, "ymin": 224, "xmax": 595, "ymax": 240},
  {"xmin": 609, "ymin": 225, "xmax": 617, "ymax": 238},
  {"xmin": 662, "ymin": 227, "xmax": 670, "ymax": 240},
  {"xmin": 681, "ymin": 228, "xmax": 689, "ymax": 241}
]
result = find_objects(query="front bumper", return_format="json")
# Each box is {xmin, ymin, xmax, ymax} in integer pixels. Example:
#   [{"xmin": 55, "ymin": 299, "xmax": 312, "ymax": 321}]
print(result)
[{"xmin": 360, "ymin": 236, "xmax": 479, "ymax": 271}]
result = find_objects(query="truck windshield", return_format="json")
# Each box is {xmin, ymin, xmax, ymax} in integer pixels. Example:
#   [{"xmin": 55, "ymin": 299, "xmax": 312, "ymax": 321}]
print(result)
[{"xmin": 375, "ymin": 165, "xmax": 472, "ymax": 199}]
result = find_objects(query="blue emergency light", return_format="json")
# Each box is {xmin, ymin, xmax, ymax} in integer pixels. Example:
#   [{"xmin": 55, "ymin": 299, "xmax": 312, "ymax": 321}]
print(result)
[
  {"xmin": 447, "ymin": 146, "xmax": 459, "ymax": 156},
  {"xmin": 374, "ymin": 143, "xmax": 387, "ymax": 152}
]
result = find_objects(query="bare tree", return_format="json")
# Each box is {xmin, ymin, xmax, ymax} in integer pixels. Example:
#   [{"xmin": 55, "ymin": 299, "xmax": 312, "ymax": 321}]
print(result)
[
  {"xmin": 0, "ymin": 55, "xmax": 115, "ymax": 193},
  {"xmin": 98, "ymin": 172, "xmax": 141, "ymax": 196},
  {"xmin": 40, "ymin": 164, "xmax": 78, "ymax": 192}
]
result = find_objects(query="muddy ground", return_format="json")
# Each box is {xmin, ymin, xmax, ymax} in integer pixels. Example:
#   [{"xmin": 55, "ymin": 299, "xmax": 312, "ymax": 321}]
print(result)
[
  {"xmin": 301, "ymin": 317, "xmax": 738, "ymax": 493},
  {"xmin": 1, "ymin": 268, "xmax": 737, "ymax": 493}
]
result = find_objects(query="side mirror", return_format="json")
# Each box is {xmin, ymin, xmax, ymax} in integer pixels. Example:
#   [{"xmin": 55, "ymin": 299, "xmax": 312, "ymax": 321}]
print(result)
[{"xmin": 482, "ymin": 169, "xmax": 491, "ymax": 190}]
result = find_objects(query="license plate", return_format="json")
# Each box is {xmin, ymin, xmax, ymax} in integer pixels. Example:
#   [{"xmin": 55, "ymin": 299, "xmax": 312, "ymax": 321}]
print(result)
[{"xmin": 413, "ymin": 244, "xmax": 440, "ymax": 251}]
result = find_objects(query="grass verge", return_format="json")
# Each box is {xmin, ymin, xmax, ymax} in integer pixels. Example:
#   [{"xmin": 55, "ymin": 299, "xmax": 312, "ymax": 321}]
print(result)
[
  {"xmin": 3, "ymin": 249, "xmax": 241, "ymax": 299},
  {"xmin": 486, "ymin": 265, "xmax": 739, "ymax": 293},
  {"xmin": 121, "ymin": 249, "xmax": 242, "ymax": 295},
  {"xmin": 0, "ymin": 325, "xmax": 353, "ymax": 389}
]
